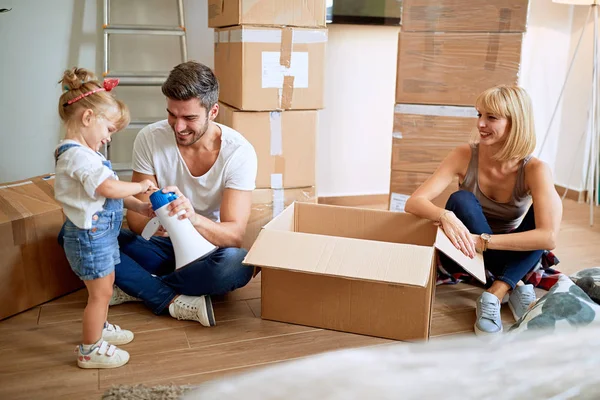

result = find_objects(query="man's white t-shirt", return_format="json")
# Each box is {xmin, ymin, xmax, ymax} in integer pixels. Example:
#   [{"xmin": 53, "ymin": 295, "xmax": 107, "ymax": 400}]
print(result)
[
  {"xmin": 54, "ymin": 140, "xmax": 116, "ymax": 229},
  {"xmin": 132, "ymin": 120, "xmax": 257, "ymax": 222}
]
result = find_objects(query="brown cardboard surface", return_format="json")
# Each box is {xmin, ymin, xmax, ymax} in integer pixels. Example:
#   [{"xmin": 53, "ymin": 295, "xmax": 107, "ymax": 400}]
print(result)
[
  {"xmin": 246, "ymin": 202, "xmax": 484, "ymax": 341},
  {"xmin": 389, "ymin": 170, "xmax": 459, "ymax": 211},
  {"xmin": 217, "ymin": 102, "xmax": 316, "ymax": 188},
  {"xmin": 401, "ymin": 0, "xmax": 529, "ymax": 32},
  {"xmin": 208, "ymin": 0, "xmax": 326, "ymax": 28},
  {"xmin": 395, "ymin": 32, "xmax": 522, "ymax": 106},
  {"xmin": 214, "ymin": 26, "xmax": 327, "ymax": 111},
  {"xmin": 391, "ymin": 104, "xmax": 477, "ymax": 174},
  {"xmin": 0, "ymin": 175, "xmax": 82, "ymax": 320},
  {"xmin": 242, "ymin": 187, "xmax": 316, "ymax": 250}
]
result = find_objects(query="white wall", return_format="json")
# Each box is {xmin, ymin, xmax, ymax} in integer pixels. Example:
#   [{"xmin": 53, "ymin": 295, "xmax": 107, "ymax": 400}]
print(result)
[{"xmin": 317, "ymin": 24, "xmax": 399, "ymax": 197}]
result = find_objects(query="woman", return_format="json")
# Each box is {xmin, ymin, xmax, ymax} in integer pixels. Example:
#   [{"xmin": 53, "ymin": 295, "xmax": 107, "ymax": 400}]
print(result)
[{"xmin": 405, "ymin": 85, "xmax": 562, "ymax": 336}]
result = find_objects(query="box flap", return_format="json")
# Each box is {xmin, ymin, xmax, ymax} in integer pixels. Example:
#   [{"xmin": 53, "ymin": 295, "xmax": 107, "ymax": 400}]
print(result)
[
  {"xmin": 434, "ymin": 228, "xmax": 486, "ymax": 284},
  {"xmin": 263, "ymin": 201, "xmax": 295, "ymax": 232},
  {"xmin": 244, "ymin": 229, "xmax": 435, "ymax": 287}
]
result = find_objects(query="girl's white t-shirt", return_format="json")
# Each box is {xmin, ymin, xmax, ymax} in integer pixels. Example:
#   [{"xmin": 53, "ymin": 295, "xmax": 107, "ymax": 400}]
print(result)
[
  {"xmin": 132, "ymin": 120, "xmax": 257, "ymax": 222},
  {"xmin": 54, "ymin": 140, "xmax": 116, "ymax": 229}
]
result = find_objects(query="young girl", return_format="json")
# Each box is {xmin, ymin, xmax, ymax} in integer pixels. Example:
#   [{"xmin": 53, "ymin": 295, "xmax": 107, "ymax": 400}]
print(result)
[{"xmin": 55, "ymin": 67, "xmax": 157, "ymax": 369}]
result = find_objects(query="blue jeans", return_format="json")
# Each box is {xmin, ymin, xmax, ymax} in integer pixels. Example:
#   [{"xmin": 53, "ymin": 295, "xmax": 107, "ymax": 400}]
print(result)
[
  {"xmin": 114, "ymin": 229, "xmax": 254, "ymax": 314},
  {"xmin": 440, "ymin": 191, "xmax": 543, "ymax": 289}
]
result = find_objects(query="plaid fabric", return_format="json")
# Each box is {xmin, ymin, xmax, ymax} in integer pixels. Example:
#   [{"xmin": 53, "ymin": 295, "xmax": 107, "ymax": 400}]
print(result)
[{"xmin": 436, "ymin": 250, "xmax": 561, "ymax": 291}]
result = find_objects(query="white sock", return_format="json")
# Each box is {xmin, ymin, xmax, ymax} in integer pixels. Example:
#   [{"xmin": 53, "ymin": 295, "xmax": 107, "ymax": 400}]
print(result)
[{"xmin": 80, "ymin": 338, "xmax": 102, "ymax": 354}]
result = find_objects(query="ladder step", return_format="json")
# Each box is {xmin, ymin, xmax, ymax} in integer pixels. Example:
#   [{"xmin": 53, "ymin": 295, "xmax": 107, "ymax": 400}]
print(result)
[
  {"xmin": 104, "ymin": 73, "xmax": 168, "ymax": 86},
  {"xmin": 104, "ymin": 24, "xmax": 185, "ymax": 36}
]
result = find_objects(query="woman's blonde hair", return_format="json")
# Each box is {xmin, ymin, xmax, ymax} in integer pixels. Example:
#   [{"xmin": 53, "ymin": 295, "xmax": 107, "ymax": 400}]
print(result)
[
  {"xmin": 58, "ymin": 67, "xmax": 130, "ymax": 130},
  {"xmin": 472, "ymin": 84, "xmax": 535, "ymax": 162}
]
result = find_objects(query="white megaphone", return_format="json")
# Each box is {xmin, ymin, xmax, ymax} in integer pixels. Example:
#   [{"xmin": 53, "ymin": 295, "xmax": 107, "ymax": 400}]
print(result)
[{"xmin": 141, "ymin": 190, "xmax": 218, "ymax": 269}]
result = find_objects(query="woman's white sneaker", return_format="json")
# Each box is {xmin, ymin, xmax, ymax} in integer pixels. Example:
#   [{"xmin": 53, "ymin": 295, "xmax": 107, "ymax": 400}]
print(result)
[
  {"xmin": 76, "ymin": 340, "xmax": 130, "ymax": 369},
  {"xmin": 168, "ymin": 295, "xmax": 215, "ymax": 327},
  {"xmin": 109, "ymin": 285, "xmax": 142, "ymax": 306},
  {"xmin": 102, "ymin": 321, "xmax": 134, "ymax": 345}
]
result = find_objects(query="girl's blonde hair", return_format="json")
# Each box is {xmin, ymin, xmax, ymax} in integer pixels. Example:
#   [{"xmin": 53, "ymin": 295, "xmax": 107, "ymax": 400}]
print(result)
[
  {"xmin": 472, "ymin": 85, "xmax": 536, "ymax": 161},
  {"xmin": 58, "ymin": 67, "xmax": 130, "ymax": 130}
]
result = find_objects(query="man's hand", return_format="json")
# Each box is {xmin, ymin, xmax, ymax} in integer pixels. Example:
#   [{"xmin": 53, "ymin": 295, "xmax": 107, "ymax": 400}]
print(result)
[{"xmin": 162, "ymin": 186, "xmax": 198, "ymax": 224}]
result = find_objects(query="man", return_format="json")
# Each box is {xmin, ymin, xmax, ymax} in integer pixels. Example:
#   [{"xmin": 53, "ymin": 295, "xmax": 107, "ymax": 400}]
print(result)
[{"xmin": 111, "ymin": 61, "xmax": 257, "ymax": 327}]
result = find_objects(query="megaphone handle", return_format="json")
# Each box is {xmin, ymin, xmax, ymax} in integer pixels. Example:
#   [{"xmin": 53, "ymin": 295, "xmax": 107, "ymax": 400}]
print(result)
[{"xmin": 141, "ymin": 217, "xmax": 161, "ymax": 240}]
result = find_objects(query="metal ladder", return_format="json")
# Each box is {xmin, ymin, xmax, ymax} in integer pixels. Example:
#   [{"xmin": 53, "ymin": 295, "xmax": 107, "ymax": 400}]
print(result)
[{"xmin": 102, "ymin": 0, "xmax": 187, "ymax": 170}]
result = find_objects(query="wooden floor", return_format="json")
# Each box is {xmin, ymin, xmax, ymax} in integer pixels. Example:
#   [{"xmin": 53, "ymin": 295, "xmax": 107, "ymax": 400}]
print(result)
[{"xmin": 1, "ymin": 198, "xmax": 599, "ymax": 399}]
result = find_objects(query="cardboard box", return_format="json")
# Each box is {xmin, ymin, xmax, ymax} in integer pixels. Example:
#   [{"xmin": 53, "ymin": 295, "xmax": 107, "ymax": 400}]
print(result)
[
  {"xmin": 217, "ymin": 102, "xmax": 317, "ymax": 189},
  {"xmin": 391, "ymin": 104, "xmax": 477, "ymax": 174},
  {"xmin": 395, "ymin": 32, "xmax": 522, "ymax": 106},
  {"xmin": 244, "ymin": 202, "xmax": 485, "ymax": 341},
  {"xmin": 389, "ymin": 170, "xmax": 459, "ymax": 212},
  {"xmin": 214, "ymin": 26, "xmax": 327, "ymax": 111},
  {"xmin": 401, "ymin": 0, "xmax": 529, "ymax": 33},
  {"xmin": 208, "ymin": 0, "xmax": 326, "ymax": 28},
  {"xmin": 0, "ymin": 175, "xmax": 82, "ymax": 320},
  {"xmin": 243, "ymin": 186, "xmax": 316, "ymax": 250}
]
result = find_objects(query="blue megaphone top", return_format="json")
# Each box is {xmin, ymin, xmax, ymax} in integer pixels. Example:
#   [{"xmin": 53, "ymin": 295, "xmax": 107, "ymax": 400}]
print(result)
[{"xmin": 149, "ymin": 190, "xmax": 178, "ymax": 211}]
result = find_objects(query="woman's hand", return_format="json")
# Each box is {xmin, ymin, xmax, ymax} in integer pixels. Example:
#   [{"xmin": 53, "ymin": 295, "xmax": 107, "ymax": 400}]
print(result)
[
  {"xmin": 162, "ymin": 186, "xmax": 198, "ymax": 224},
  {"xmin": 439, "ymin": 211, "xmax": 477, "ymax": 258}
]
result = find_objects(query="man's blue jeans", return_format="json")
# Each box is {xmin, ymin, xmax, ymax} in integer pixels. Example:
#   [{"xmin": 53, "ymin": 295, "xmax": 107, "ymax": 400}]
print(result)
[
  {"xmin": 58, "ymin": 228, "xmax": 254, "ymax": 315},
  {"xmin": 440, "ymin": 191, "xmax": 543, "ymax": 289}
]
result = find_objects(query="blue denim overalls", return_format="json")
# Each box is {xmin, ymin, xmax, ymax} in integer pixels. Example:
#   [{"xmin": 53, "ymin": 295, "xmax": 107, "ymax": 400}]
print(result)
[{"xmin": 55, "ymin": 143, "xmax": 123, "ymax": 280}]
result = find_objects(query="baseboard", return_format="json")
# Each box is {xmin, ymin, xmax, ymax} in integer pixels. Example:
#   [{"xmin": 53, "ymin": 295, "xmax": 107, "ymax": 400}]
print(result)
[
  {"xmin": 318, "ymin": 193, "xmax": 389, "ymax": 207},
  {"xmin": 555, "ymin": 184, "xmax": 587, "ymax": 202}
]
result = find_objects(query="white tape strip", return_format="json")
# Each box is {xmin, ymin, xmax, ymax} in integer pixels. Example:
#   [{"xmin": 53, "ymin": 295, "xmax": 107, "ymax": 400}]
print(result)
[
  {"xmin": 223, "ymin": 28, "xmax": 327, "ymax": 44},
  {"xmin": 271, "ymin": 174, "xmax": 283, "ymax": 189},
  {"xmin": 392, "ymin": 131, "xmax": 403, "ymax": 139},
  {"xmin": 394, "ymin": 104, "xmax": 478, "ymax": 118},
  {"xmin": 272, "ymin": 189, "xmax": 285, "ymax": 218},
  {"xmin": 270, "ymin": 111, "xmax": 283, "ymax": 156}
]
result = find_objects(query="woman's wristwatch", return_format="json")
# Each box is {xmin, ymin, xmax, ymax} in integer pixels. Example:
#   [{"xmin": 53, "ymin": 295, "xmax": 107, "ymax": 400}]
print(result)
[{"xmin": 480, "ymin": 233, "xmax": 491, "ymax": 252}]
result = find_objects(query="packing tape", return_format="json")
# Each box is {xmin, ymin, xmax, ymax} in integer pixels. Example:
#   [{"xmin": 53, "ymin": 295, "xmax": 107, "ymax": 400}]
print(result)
[
  {"xmin": 484, "ymin": 34, "xmax": 500, "ymax": 72},
  {"xmin": 33, "ymin": 178, "xmax": 55, "ymax": 200},
  {"xmin": 271, "ymin": 173, "xmax": 283, "ymax": 189},
  {"xmin": 394, "ymin": 103, "xmax": 478, "ymax": 118},
  {"xmin": 272, "ymin": 188, "xmax": 285, "ymax": 219},
  {"xmin": 280, "ymin": 27, "xmax": 293, "ymax": 68},
  {"xmin": 269, "ymin": 111, "xmax": 283, "ymax": 156},
  {"xmin": 280, "ymin": 76, "xmax": 295, "ymax": 109},
  {"xmin": 499, "ymin": 8, "xmax": 512, "ymax": 32}
]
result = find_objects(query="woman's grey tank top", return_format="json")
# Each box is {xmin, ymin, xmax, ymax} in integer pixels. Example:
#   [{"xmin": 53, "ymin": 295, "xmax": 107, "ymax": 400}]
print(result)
[{"xmin": 459, "ymin": 144, "xmax": 532, "ymax": 233}]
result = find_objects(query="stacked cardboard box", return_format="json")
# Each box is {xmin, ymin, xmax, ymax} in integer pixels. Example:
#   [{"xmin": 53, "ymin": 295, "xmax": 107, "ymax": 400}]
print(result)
[
  {"xmin": 0, "ymin": 174, "xmax": 83, "ymax": 320},
  {"xmin": 208, "ymin": 0, "xmax": 327, "ymax": 249},
  {"xmin": 389, "ymin": 0, "xmax": 530, "ymax": 211}
]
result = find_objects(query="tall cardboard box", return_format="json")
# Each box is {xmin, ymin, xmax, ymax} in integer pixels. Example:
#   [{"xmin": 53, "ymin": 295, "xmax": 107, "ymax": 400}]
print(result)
[
  {"xmin": 217, "ymin": 102, "xmax": 317, "ymax": 189},
  {"xmin": 244, "ymin": 203, "xmax": 485, "ymax": 341},
  {"xmin": 243, "ymin": 187, "xmax": 316, "ymax": 250},
  {"xmin": 0, "ymin": 175, "xmax": 82, "ymax": 320},
  {"xmin": 400, "ymin": 0, "xmax": 529, "ymax": 33},
  {"xmin": 214, "ymin": 26, "xmax": 327, "ymax": 111},
  {"xmin": 208, "ymin": 0, "xmax": 326, "ymax": 28},
  {"xmin": 391, "ymin": 104, "xmax": 476, "ymax": 173},
  {"xmin": 395, "ymin": 32, "xmax": 523, "ymax": 106}
]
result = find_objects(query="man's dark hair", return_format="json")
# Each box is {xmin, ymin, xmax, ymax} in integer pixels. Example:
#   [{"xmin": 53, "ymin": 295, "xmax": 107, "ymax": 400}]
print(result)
[{"xmin": 161, "ymin": 61, "xmax": 219, "ymax": 111}]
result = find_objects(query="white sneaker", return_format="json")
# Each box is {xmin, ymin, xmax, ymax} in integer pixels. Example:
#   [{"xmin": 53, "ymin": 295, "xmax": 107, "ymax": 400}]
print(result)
[
  {"xmin": 102, "ymin": 321, "xmax": 134, "ymax": 345},
  {"xmin": 109, "ymin": 285, "xmax": 142, "ymax": 306},
  {"xmin": 168, "ymin": 295, "xmax": 215, "ymax": 327},
  {"xmin": 76, "ymin": 340, "xmax": 130, "ymax": 369}
]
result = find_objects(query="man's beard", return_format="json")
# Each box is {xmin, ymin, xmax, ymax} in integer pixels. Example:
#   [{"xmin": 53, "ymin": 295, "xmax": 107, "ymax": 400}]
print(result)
[{"xmin": 175, "ymin": 119, "xmax": 209, "ymax": 146}]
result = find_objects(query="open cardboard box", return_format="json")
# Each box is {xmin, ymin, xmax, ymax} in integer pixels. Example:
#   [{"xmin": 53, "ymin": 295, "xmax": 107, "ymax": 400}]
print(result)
[{"xmin": 244, "ymin": 202, "xmax": 485, "ymax": 341}]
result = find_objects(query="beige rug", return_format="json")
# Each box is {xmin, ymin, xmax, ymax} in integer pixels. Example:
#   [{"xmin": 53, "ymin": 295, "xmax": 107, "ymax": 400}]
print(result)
[{"xmin": 102, "ymin": 384, "xmax": 194, "ymax": 400}]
